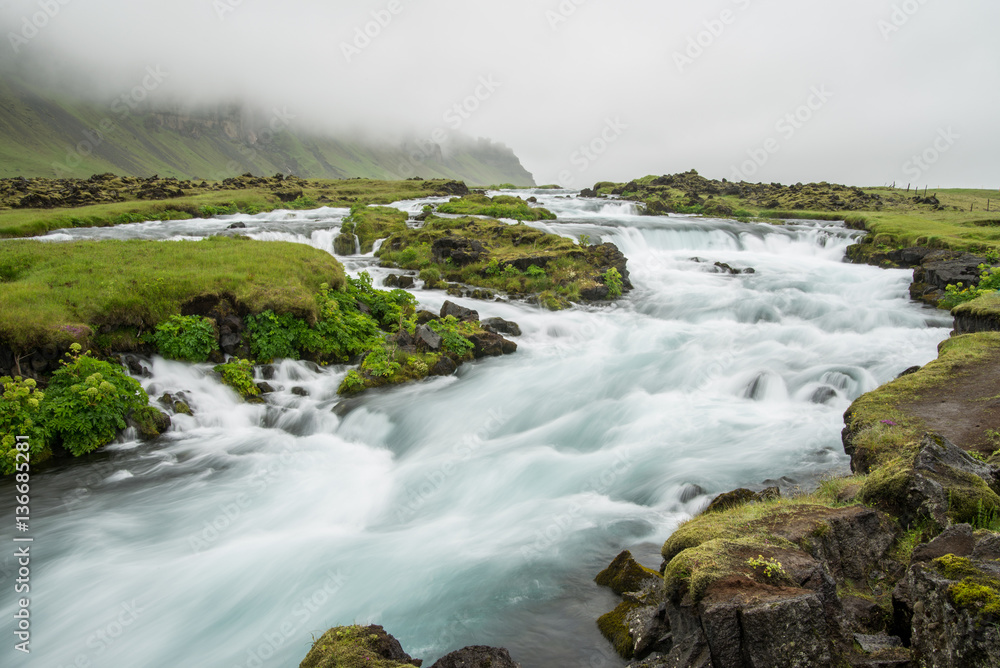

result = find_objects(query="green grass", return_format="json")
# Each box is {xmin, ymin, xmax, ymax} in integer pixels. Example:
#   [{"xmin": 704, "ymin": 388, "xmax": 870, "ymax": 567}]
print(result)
[
  {"xmin": 0, "ymin": 236, "xmax": 345, "ymax": 351},
  {"xmin": 437, "ymin": 193, "xmax": 557, "ymax": 221},
  {"xmin": 341, "ymin": 204, "xmax": 408, "ymax": 253},
  {"xmin": 0, "ymin": 178, "xmax": 464, "ymax": 239}
]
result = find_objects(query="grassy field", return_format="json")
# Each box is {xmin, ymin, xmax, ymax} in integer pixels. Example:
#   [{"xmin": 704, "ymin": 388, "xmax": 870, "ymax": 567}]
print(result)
[
  {"xmin": 0, "ymin": 236, "xmax": 345, "ymax": 351},
  {"xmin": 0, "ymin": 178, "xmax": 461, "ymax": 238}
]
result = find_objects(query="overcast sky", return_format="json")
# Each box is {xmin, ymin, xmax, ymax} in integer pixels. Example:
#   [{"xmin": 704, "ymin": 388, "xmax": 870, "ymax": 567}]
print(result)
[{"xmin": 2, "ymin": 0, "xmax": 998, "ymax": 188}]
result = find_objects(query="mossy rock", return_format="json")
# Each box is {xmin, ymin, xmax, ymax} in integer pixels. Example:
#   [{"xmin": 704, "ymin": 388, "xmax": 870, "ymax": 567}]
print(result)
[
  {"xmin": 299, "ymin": 625, "xmax": 421, "ymax": 668},
  {"xmin": 595, "ymin": 550, "xmax": 661, "ymax": 595},
  {"xmin": 597, "ymin": 600, "xmax": 642, "ymax": 660},
  {"xmin": 129, "ymin": 405, "xmax": 171, "ymax": 440}
]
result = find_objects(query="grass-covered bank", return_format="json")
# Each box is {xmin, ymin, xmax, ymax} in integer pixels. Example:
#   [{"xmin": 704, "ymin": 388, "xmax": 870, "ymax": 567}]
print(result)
[
  {"xmin": 0, "ymin": 174, "xmax": 469, "ymax": 238},
  {"xmin": 1, "ymin": 236, "xmax": 521, "ymax": 474},
  {"xmin": 0, "ymin": 236, "xmax": 345, "ymax": 352}
]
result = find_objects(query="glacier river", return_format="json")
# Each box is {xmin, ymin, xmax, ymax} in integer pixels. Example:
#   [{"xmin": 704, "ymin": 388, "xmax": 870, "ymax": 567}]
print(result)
[{"xmin": 2, "ymin": 191, "xmax": 952, "ymax": 667}]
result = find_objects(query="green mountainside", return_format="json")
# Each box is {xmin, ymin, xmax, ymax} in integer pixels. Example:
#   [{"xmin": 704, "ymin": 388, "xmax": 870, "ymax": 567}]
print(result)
[{"xmin": 0, "ymin": 77, "xmax": 534, "ymax": 186}]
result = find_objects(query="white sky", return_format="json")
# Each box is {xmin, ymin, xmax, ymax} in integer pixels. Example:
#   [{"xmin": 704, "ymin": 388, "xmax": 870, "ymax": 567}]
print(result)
[{"xmin": 1, "ymin": 0, "xmax": 998, "ymax": 188}]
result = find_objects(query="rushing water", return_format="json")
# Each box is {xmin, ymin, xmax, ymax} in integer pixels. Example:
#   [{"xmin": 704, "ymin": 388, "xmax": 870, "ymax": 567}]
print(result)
[{"xmin": 3, "ymin": 192, "xmax": 952, "ymax": 668}]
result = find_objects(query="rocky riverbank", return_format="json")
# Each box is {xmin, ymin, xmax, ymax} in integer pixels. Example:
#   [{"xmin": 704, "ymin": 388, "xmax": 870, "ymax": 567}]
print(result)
[{"xmin": 591, "ymin": 329, "xmax": 1000, "ymax": 666}]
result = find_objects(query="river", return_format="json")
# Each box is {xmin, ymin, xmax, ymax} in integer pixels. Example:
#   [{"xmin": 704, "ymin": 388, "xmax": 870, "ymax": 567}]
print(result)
[{"xmin": 2, "ymin": 191, "xmax": 952, "ymax": 667}]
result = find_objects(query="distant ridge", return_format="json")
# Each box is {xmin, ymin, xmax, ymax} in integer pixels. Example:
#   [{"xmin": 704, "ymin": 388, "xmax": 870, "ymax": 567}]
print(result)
[{"xmin": 0, "ymin": 77, "xmax": 535, "ymax": 186}]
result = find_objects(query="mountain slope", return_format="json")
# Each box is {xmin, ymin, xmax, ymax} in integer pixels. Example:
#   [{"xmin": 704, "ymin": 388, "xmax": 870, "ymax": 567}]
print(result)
[{"xmin": 0, "ymin": 78, "xmax": 534, "ymax": 186}]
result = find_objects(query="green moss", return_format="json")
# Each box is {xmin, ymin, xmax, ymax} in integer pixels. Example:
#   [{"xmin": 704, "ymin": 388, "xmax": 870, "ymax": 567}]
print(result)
[
  {"xmin": 953, "ymin": 292, "xmax": 1000, "ymax": 321},
  {"xmin": 943, "ymin": 473, "xmax": 1000, "ymax": 527},
  {"xmin": 299, "ymin": 625, "xmax": 420, "ymax": 668},
  {"xmin": 595, "ymin": 551, "xmax": 661, "ymax": 595},
  {"xmin": 948, "ymin": 577, "xmax": 1000, "ymax": 619},
  {"xmin": 597, "ymin": 601, "xmax": 641, "ymax": 660},
  {"xmin": 934, "ymin": 555, "xmax": 982, "ymax": 580},
  {"xmin": 437, "ymin": 193, "xmax": 556, "ymax": 221},
  {"xmin": 130, "ymin": 405, "xmax": 170, "ymax": 440}
]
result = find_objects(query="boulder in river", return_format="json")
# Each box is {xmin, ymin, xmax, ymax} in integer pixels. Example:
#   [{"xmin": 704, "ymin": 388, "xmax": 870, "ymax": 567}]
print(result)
[
  {"xmin": 299, "ymin": 624, "xmax": 520, "ymax": 668},
  {"xmin": 440, "ymin": 300, "xmax": 479, "ymax": 322}
]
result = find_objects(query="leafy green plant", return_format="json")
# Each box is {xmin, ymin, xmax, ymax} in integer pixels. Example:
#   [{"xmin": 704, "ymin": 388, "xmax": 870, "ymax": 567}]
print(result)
[
  {"xmin": 525, "ymin": 265, "xmax": 547, "ymax": 278},
  {"xmin": 346, "ymin": 271, "xmax": 416, "ymax": 330},
  {"xmin": 310, "ymin": 283, "xmax": 381, "ymax": 361},
  {"xmin": 578, "ymin": 234, "xmax": 591, "ymax": 246},
  {"xmin": 361, "ymin": 346, "xmax": 402, "ymax": 378},
  {"xmin": 941, "ymin": 264, "xmax": 1000, "ymax": 309},
  {"xmin": 214, "ymin": 359, "xmax": 260, "ymax": 399},
  {"xmin": 152, "ymin": 315, "xmax": 219, "ymax": 362},
  {"xmin": 746, "ymin": 555, "xmax": 785, "ymax": 579},
  {"xmin": 199, "ymin": 202, "xmax": 239, "ymax": 217},
  {"xmin": 428, "ymin": 316, "xmax": 476, "ymax": 357},
  {"xmin": 603, "ymin": 267, "xmax": 624, "ymax": 298},
  {"xmin": 43, "ymin": 345, "xmax": 148, "ymax": 457},
  {"xmin": 0, "ymin": 376, "xmax": 48, "ymax": 475},
  {"xmin": 484, "ymin": 258, "xmax": 502, "ymax": 277},
  {"xmin": 286, "ymin": 195, "xmax": 318, "ymax": 210},
  {"xmin": 338, "ymin": 370, "xmax": 366, "ymax": 395},
  {"xmin": 502, "ymin": 264, "xmax": 521, "ymax": 278},
  {"xmin": 245, "ymin": 310, "xmax": 312, "ymax": 362}
]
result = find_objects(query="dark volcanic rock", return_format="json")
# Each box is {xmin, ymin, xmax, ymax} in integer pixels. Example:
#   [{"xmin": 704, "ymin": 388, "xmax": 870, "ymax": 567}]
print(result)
[
  {"xmin": 429, "ymin": 355, "xmax": 458, "ymax": 377},
  {"xmin": 415, "ymin": 325, "xmax": 443, "ymax": 352},
  {"xmin": 477, "ymin": 321, "xmax": 518, "ymax": 343},
  {"xmin": 432, "ymin": 236, "xmax": 487, "ymax": 265},
  {"xmin": 467, "ymin": 331, "xmax": 508, "ymax": 358},
  {"xmin": 895, "ymin": 557, "xmax": 1000, "ymax": 667},
  {"xmin": 910, "ymin": 524, "xmax": 976, "ymax": 563},
  {"xmin": 440, "ymin": 301, "xmax": 479, "ymax": 322},
  {"xmin": 703, "ymin": 487, "xmax": 780, "ymax": 513},
  {"xmin": 430, "ymin": 646, "xmax": 519, "ymax": 668},
  {"xmin": 860, "ymin": 432, "xmax": 1000, "ymax": 530}
]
